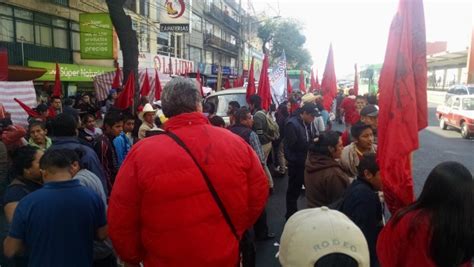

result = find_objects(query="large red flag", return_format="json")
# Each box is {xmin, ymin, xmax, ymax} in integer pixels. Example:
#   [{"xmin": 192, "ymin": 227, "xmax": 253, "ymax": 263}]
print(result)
[
  {"xmin": 353, "ymin": 64, "xmax": 359, "ymax": 96},
  {"xmin": 115, "ymin": 72, "xmax": 135, "ymax": 110},
  {"xmin": 299, "ymin": 70, "xmax": 306, "ymax": 93},
  {"xmin": 377, "ymin": 0, "xmax": 427, "ymax": 215},
  {"xmin": 196, "ymin": 68, "xmax": 204, "ymax": 97},
  {"xmin": 257, "ymin": 53, "xmax": 271, "ymax": 111},
  {"xmin": 287, "ymin": 74, "xmax": 293, "ymax": 98},
  {"xmin": 52, "ymin": 63, "xmax": 62, "ymax": 97},
  {"xmin": 0, "ymin": 48, "xmax": 8, "ymax": 81},
  {"xmin": 321, "ymin": 44, "xmax": 337, "ymax": 111},
  {"xmin": 14, "ymin": 98, "xmax": 40, "ymax": 118},
  {"xmin": 154, "ymin": 69, "xmax": 162, "ymax": 101},
  {"xmin": 224, "ymin": 78, "xmax": 231, "ymax": 89},
  {"xmin": 315, "ymin": 69, "xmax": 321, "ymax": 92},
  {"xmin": 141, "ymin": 69, "xmax": 151, "ymax": 97},
  {"xmin": 246, "ymin": 57, "xmax": 256, "ymax": 104},
  {"xmin": 112, "ymin": 64, "xmax": 121, "ymax": 89},
  {"xmin": 310, "ymin": 69, "xmax": 317, "ymax": 92}
]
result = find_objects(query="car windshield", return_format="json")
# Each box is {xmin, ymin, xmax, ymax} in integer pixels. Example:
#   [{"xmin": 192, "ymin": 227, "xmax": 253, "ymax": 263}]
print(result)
[
  {"xmin": 468, "ymin": 87, "xmax": 474, "ymax": 95},
  {"xmin": 462, "ymin": 98, "xmax": 474, "ymax": 110},
  {"xmin": 206, "ymin": 93, "xmax": 247, "ymax": 117}
]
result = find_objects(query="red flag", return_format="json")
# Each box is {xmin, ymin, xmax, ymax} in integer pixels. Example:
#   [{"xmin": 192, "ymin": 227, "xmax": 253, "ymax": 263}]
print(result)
[
  {"xmin": 321, "ymin": 44, "xmax": 337, "ymax": 111},
  {"xmin": 315, "ymin": 69, "xmax": 321, "ymax": 91},
  {"xmin": 246, "ymin": 57, "xmax": 256, "ymax": 104},
  {"xmin": 257, "ymin": 53, "xmax": 271, "ymax": 111},
  {"xmin": 141, "ymin": 69, "xmax": 151, "ymax": 97},
  {"xmin": 115, "ymin": 72, "xmax": 135, "ymax": 109},
  {"xmin": 299, "ymin": 70, "xmax": 306, "ymax": 93},
  {"xmin": 196, "ymin": 68, "xmax": 204, "ymax": 97},
  {"xmin": 310, "ymin": 69, "xmax": 317, "ymax": 92},
  {"xmin": 0, "ymin": 48, "xmax": 8, "ymax": 81},
  {"xmin": 14, "ymin": 98, "xmax": 40, "ymax": 118},
  {"xmin": 377, "ymin": 0, "xmax": 427, "ymax": 215},
  {"xmin": 154, "ymin": 69, "xmax": 162, "ymax": 101},
  {"xmin": 354, "ymin": 64, "xmax": 359, "ymax": 96},
  {"xmin": 112, "ymin": 64, "xmax": 121, "ymax": 89},
  {"xmin": 224, "ymin": 78, "xmax": 231, "ymax": 89},
  {"xmin": 52, "ymin": 63, "xmax": 62, "ymax": 97}
]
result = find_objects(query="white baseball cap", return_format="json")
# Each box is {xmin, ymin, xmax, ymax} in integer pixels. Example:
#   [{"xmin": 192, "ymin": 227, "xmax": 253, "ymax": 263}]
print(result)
[{"xmin": 279, "ymin": 207, "xmax": 370, "ymax": 267}]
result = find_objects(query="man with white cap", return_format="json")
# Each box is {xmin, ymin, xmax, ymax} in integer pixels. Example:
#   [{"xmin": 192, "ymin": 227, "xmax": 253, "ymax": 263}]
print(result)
[
  {"xmin": 279, "ymin": 207, "xmax": 370, "ymax": 267},
  {"xmin": 138, "ymin": 103, "xmax": 157, "ymax": 140}
]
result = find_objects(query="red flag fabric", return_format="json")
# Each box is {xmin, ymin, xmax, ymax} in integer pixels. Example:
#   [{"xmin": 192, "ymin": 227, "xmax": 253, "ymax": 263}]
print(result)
[
  {"xmin": 246, "ymin": 57, "xmax": 256, "ymax": 104},
  {"xmin": 224, "ymin": 78, "xmax": 231, "ymax": 89},
  {"xmin": 14, "ymin": 98, "xmax": 40, "ymax": 118},
  {"xmin": 287, "ymin": 75, "xmax": 293, "ymax": 98},
  {"xmin": 354, "ymin": 64, "xmax": 359, "ymax": 96},
  {"xmin": 0, "ymin": 48, "xmax": 8, "ymax": 81},
  {"xmin": 315, "ymin": 69, "xmax": 321, "ymax": 92},
  {"xmin": 154, "ymin": 69, "xmax": 162, "ymax": 101},
  {"xmin": 196, "ymin": 68, "xmax": 204, "ymax": 97},
  {"xmin": 115, "ymin": 72, "xmax": 135, "ymax": 110},
  {"xmin": 257, "ymin": 53, "xmax": 271, "ymax": 111},
  {"xmin": 377, "ymin": 0, "xmax": 427, "ymax": 215},
  {"xmin": 321, "ymin": 44, "xmax": 337, "ymax": 111},
  {"xmin": 52, "ymin": 63, "xmax": 62, "ymax": 97},
  {"xmin": 112, "ymin": 64, "xmax": 121, "ymax": 89},
  {"xmin": 141, "ymin": 70, "xmax": 151, "ymax": 97},
  {"xmin": 310, "ymin": 69, "xmax": 317, "ymax": 92},
  {"xmin": 299, "ymin": 70, "xmax": 306, "ymax": 93}
]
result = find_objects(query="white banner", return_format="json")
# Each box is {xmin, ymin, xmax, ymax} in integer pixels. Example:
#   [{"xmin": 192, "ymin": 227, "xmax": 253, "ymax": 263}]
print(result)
[
  {"xmin": 270, "ymin": 51, "xmax": 287, "ymax": 105},
  {"xmin": 0, "ymin": 81, "xmax": 37, "ymax": 127},
  {"xmin": 118, "ymin": 52, "xmax": 194, "ymax": 76}
]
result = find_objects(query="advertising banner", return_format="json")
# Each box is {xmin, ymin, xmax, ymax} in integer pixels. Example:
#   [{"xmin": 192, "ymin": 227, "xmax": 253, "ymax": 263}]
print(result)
[
  {"xmin": 117, "ymin": 52, "xmax": 194, "ymax": 76},
  {"xmin": 80, "ymin": 13, "xmax": 114, "ymax": 59},
  {"xmin": 28, "ymin": 61, "xmax": 115, "ymax": 82},
  {"xmin": 159, "ymin": 0, "xmax": 191, "ymax": 32}
]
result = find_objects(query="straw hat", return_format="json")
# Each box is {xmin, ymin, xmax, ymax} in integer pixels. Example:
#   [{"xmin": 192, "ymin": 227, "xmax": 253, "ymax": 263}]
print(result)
[{"xmin": 139, "ymin": 103, "xmax": 157, "ymax": 121}]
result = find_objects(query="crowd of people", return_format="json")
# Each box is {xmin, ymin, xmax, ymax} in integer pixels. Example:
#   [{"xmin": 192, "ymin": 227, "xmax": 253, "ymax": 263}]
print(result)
[{"xmin": 0, "ymin": 77, "xmax": 472, "ymax": 267}]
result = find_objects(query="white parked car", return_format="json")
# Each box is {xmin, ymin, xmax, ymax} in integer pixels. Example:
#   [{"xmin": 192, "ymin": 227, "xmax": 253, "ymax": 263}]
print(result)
[
  {"xmin": 436, "ymin": 95, "xmax": 474, "ymax": 139},
  {"xmin": 205, "ymin": 88, "xmax": 247, "ymax": 125}
]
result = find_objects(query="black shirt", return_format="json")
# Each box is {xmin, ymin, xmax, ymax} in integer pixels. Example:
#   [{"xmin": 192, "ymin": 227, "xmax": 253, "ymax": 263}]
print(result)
[{"xmin": 3, "ymin": 178, "xmax": 42, "ymax": 205}]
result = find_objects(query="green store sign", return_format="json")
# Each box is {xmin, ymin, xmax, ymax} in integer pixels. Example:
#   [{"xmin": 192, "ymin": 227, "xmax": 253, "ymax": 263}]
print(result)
[
  {"xmin": 79, "ymin": 13, "xmax": 114, "ymax": 59},
  {"xmin": 28, "ymin": 61, "xmax": 115, "ymax": 82}
]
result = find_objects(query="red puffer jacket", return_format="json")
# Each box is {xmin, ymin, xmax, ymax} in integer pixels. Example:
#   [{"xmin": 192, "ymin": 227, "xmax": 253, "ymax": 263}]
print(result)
[{"xmin": 108, "ymin": 112, "xmax": 269, "ymax": 267}]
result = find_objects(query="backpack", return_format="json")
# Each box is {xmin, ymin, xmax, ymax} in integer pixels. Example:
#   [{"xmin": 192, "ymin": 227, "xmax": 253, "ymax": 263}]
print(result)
[{"xmin": 256, "ymin": 111, "xmax": 280, "ymax": 141}]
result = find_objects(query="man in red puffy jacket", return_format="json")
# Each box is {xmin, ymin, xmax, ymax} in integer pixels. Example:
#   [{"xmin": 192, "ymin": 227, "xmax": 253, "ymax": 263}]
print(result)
[{"xmin": 107, "ymin": 77, "xmax": 269, "ymax": 267}]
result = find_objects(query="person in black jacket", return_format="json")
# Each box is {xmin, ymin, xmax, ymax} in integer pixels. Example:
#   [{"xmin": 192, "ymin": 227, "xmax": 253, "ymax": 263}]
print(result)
[
  {"xmin": 341, "ymin": 153, "xmax": 383, "ymax": 267},
  {"xmin": 284, "ymin": 103, "xmax": 318, "ymax": 219},
  {"xmin": 273, "ymin": 101, "xmax": 290, "ymax": 175}
]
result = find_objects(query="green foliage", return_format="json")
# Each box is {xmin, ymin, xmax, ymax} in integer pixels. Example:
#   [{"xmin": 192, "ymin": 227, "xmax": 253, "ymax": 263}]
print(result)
[{"xmin": 257, "ymin": 18, "xmax": 313, "ymax": 71}]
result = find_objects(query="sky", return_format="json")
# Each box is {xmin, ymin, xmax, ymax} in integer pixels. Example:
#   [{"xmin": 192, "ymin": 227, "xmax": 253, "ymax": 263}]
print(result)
[{"xmin": 250, "ymin": 0, "xmax": 473, "ymax": 78}]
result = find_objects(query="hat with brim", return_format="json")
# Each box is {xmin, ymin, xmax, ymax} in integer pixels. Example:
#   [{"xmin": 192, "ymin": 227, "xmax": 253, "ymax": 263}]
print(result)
[
  {"xmin": 360, "ymin": 104, "xmax": 379, "ymax": 117},
  {"xmin": 301, "ymin": 93, "xmax": 318, "ymax": 105},
  {"xmin": 139, "ymin": 103, "xmax": 157, "ymax": 121}
]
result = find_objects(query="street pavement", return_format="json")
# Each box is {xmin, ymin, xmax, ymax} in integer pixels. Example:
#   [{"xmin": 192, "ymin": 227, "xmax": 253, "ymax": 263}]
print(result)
[{"xmin": 255, "ymin": 99, "xmax": 474, "ymax": 267}]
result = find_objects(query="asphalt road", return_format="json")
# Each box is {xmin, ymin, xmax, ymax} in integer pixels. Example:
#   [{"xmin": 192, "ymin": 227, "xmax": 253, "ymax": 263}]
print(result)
[{"xmin": 255, "ymin": 101, "xmax": 474, "ymax": 267}]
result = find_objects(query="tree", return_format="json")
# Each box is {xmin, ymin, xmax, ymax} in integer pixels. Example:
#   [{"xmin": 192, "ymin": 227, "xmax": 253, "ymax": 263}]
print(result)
[
  {"xmin": 106, "ymin": 0, "xmax": 139, "ymax": 113},
  {"xmin": 258, "ymin": 18, "xmax": 313, "ymax": 70}
]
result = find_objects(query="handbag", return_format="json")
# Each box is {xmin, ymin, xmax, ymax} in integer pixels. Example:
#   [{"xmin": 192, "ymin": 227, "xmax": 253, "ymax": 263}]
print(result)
[{"xmin": 154, "ymin": 131, "xmax": 240, "ymax": 241}]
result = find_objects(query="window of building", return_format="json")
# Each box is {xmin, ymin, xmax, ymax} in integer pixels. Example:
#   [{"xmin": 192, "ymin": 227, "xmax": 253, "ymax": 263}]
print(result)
[
  {"xmin": 205, "ymin": 21, "xmax": 213, "ymax": 34},
  {"xmin": 14, "ymin": 9, "xmax": 33, "ymax": 20},
  {"xmin": 52, "ymin": 18, "xmax": 67, "ymax": 28},
  {"xmin": 230, "ymin": 58, "xmax": 236, "ymax": 68},
  {"xmin": 53, "ymin": 28, "xmax": 67, "ymax": 49},
  {"xmin": 230, "ymin": 35, "xmax": 236, "ymax": 45},
  {"xmin": 205, "ymin": 50, "xmax": 212, "ymax": 64},
  {"xmin": 139, "ymin": 0, "xmax": 149, "ymax": 17},
  {"xmin": 176, "ymin": 35, "xmax": 182, "ymax": 58},
  {"xmin": 139, "ymin": 24, "xmax": 150, "ymax": 52},
  {"xmin": 35, "ymin": 25, "xmax": 52, "ymax": 47},
  {"xmin": 51, "ymin": 0, "xmax": 69, "ymax": 7},
  {"xmin": 70, "ymin": 22, "xmax": 80, "ymax": 51},
  {"xmin": 0, "ymin": 16, "xmax": 14, "ymax": 42},
  {"xmin": 0, "ymin": 4, "xmax": 13, "ymax": 16},
  {"xmin": 124, "ymin": 0, "xmax": 137, "ymax": 12},
  {"xmin": 189, "ymin": 46, "xmax": 202, "ymax": 63},
  {"xmin": 213, "ymin": 25, "xmax": 221, "ymax": 39},
  {"xmin": 157, "ymin": 31, "xmax": 169, "ymax": 55},
  {"xmin": 192, "ymin": 13, "xmax": 202, "ymax": 32},
  {"xmin": 16, "ymin": 21, "xmax": 34, "ymax": 43}
]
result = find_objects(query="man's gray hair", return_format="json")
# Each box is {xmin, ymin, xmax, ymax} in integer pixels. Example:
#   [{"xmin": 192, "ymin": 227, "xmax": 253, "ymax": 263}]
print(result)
[{"xmin": 161, "ymin": 77, "xmax": 202, "ymax": 118}]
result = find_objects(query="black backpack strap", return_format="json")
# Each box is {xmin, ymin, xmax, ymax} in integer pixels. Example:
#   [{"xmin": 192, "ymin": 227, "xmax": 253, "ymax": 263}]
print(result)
[{"xmin": 152, "ymin": 131, "xmax": 240, "ymax": 240}]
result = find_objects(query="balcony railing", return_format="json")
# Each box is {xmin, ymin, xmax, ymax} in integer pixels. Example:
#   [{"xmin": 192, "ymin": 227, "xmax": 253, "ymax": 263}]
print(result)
[
  {"xmin": 205, "ymin": 4, "xmax": 240, "ymax": 33},
  {"xmin": 204, "ymin": 33, "xmax": 239, "ymax": 55}
]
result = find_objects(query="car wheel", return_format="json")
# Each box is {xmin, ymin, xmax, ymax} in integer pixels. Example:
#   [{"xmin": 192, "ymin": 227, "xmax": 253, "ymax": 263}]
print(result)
[
  {"xmin": 461, "ymin": 123, "xmax": 470, "ymax": 139},
  {"xmin": 439, "ymin": 117, "xmax": 447, "ymax": 130}
]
